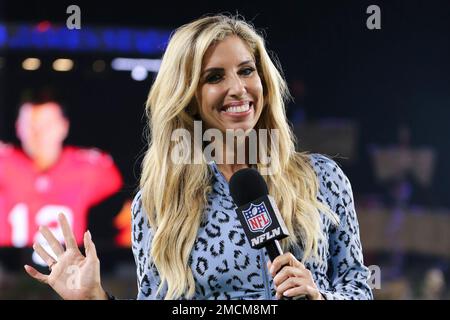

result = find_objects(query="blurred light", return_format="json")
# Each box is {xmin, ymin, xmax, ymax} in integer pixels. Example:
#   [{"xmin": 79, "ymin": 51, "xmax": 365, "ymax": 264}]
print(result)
[
  {"xmin": 111, "ymin": 57, "xmax": 161, "ymax": 72},
  {"xmin": 131, "ymin": 65, "xmax": 148, "ymax": 81},
  {"xmin": 36, "ymin": 21, "xmax": 51, "ymax": 33},
  {"xmin": 22, "ymin": 58, "xmax": 41, "ymax": 71},
  {"xmin": 3, "ymin": 23, "xmax": 171, "ymax": 54},
  {"xmin": 0, "ymin": 24, "xmax": 6, "ymax": 47},
  {"xmin": 52, "ymin": 58, "xmax": 73, "ymax": 72},
  {"xmin": 92, "ymin": 59, "xmax": 106, "ymax": 72}
]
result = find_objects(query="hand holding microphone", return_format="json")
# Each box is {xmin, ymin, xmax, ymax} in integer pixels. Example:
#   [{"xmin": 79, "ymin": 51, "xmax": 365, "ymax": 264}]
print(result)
[
  {"xmin": 229, "ymin": 168, "xmax": 323, "ymax": 300},
  {"xmin": 267, "ymin": 253, "xmax": 323, "ymax": 300}
]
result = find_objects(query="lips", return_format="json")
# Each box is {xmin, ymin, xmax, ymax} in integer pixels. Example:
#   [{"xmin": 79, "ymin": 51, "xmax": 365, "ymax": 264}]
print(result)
[{"xmin": 220, "ymin": 101, "xmax": 253, "ymax": 114}]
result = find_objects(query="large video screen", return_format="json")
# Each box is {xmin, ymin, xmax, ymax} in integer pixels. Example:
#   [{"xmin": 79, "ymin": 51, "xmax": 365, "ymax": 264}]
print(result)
[{"xmin": 0, "ymin": 51, "xmax": 153, "ymax": 269}]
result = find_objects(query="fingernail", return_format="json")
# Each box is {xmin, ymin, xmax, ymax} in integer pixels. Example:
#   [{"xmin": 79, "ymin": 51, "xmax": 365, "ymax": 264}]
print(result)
[
  {"xmin": 270, "ymin": 266, "xmax": 274, "ymax": 274},
  {"xmin": 87, "ymin": 230, "xmax": 92, "ymax": 239}
]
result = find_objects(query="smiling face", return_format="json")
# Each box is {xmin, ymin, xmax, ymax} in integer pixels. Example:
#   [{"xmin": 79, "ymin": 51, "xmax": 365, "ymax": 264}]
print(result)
[{"xmin": 195, "ymin": 35, "xmax": 264, "ymax": 133}]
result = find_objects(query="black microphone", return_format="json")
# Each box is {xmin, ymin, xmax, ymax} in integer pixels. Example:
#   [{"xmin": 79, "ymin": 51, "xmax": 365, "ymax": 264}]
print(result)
[
  {"xmin": 229, "ymin": 168, "xmax": 288, "ymax": 261},
  {"xmin": 229, "ymin": 168, "xmax": 306, "ymax": 300}
]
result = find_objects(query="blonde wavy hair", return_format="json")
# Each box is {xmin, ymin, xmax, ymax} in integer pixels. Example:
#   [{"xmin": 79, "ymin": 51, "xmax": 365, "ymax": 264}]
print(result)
[{"xmin": 140, "ymin": 14, "xmax": 338, "ymax": 299}]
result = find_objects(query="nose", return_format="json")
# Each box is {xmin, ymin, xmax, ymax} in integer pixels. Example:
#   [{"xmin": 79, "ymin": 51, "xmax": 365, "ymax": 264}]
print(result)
[
  {"xmin": 30, "ymin": 122, "xmax": 45, "ymax": 135},
  {"xmin": 227, "ymin": 74, "xmax": 247, "ymax": 98}
]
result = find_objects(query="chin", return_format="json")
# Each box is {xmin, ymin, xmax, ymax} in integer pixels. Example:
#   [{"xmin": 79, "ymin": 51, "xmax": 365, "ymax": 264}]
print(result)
[{"xmin": 224, "ymin": 123, "xmax": 254, "ymax": 132}]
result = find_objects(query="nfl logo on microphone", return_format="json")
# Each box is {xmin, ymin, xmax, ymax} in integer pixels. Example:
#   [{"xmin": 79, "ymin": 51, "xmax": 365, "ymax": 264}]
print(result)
[{"xmin": 243, "ymin": 202, "xmax": 272, "ymax": 233}]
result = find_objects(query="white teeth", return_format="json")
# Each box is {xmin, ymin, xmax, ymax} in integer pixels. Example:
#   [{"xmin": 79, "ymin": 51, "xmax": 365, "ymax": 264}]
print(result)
[{"xmin": 223, "ymin": 103, "xmax": 250, "ymax": 113}]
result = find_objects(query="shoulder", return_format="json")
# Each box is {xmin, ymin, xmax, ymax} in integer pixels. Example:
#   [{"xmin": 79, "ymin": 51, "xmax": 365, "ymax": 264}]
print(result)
[
  {"xmin": 307, "ymin": 153, "xmax": 354, "ymax": 210},
  {"xmin": 131, "ymin": 190, "xmax": 149, "ymax": 226},
  {"xmin": 308, "ymin": 153, "xmax": 351, "ymax": 188},
  {"xmin": 0, "ymin": 141, "xmax": 11, "ymax": 153},
  {"xmin": 308, "ymin": 153, "xmax": 344, "ymax": 175},
  {"xmin": 0, "ymin": 142, "xmax": 18, "ymax": 157},
  {"xmin": 131, "ymin": 190, "xmax": 144, "ymax": 221},
  {"xmin": 131, "ymin": 190, "xmax": 151, "ymax": 244},
  {"xmin": 0, "ymin": 143, "xmax": 25, "ymax": 164}
]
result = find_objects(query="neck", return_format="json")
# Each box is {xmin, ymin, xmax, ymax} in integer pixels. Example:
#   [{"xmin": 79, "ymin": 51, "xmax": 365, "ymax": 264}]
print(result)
[
  {"xmin": 215, "ymin": 139, "xmax": 249, "ymax": 182},
  {"xmin": 216, "ymin": 163, "xmax": 248, "ymax": 182},
  {"xmin": 33, "ymin": 148, "xmax": 62, "ymax": 171}
]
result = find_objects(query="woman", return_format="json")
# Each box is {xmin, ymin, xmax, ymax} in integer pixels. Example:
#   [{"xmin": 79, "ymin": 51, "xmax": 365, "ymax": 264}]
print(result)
[{"xmin": 24, "ymin": 14, "xmax": 373, "ymax": 300}]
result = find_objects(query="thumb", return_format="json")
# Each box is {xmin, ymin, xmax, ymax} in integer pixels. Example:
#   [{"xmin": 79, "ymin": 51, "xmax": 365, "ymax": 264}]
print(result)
[{"xmin": 24, "ymin": 264, "xmax": 48, "ymax": 284}]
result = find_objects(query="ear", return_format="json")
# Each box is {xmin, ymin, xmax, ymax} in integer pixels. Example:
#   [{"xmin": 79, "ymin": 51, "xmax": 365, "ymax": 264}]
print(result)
[
  {"xmin": 15, "ymin": 106, "xmax": 27, "ymax": 140},
  {"xmin": 15, "ymin": 120, "xmax": 22, "ymax": 140},
  {"xmin": 60, "ymin": 118, "xmax": 70, "ymax": 141}
]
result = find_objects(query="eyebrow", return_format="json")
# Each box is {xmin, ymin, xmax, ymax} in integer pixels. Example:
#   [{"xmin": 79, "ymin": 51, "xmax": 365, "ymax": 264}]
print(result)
[{"xmin": 202, "ymin": 60, "xmax": 255, "ymax": 77}]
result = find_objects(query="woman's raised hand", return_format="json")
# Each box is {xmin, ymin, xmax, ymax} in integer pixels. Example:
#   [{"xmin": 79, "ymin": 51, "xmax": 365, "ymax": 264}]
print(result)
[{"xmin": 24, "ymin": 213, "xmax": 108, "ymax": 300}]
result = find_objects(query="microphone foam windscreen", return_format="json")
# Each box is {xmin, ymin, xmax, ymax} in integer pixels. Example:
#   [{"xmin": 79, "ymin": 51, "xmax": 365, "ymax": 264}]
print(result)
[{"xmin": 229, "ymin": 168, "xmax": 269, "ymax": 207}]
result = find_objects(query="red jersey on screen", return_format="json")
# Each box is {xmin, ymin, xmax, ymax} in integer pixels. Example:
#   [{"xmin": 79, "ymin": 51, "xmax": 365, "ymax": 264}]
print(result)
[
  {"xmin": 114, "ymin": 199, "xmax": 132, "ymax": 247},
  {"xmin": 0, "ymin": 144, "xmax": 122, "ymax": 247}
]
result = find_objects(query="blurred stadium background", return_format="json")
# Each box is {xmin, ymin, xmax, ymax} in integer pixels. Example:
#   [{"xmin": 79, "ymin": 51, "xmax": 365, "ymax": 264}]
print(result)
[{"xmin": 0, "ymin": 0, "xmax": 449, "ymax": 299}]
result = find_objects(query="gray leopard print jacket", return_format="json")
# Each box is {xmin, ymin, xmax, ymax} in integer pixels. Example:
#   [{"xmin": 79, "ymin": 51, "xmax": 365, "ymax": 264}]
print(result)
[{"xmin": 131, "ymin": 154, "xmax": 373, "ymax": 300}]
